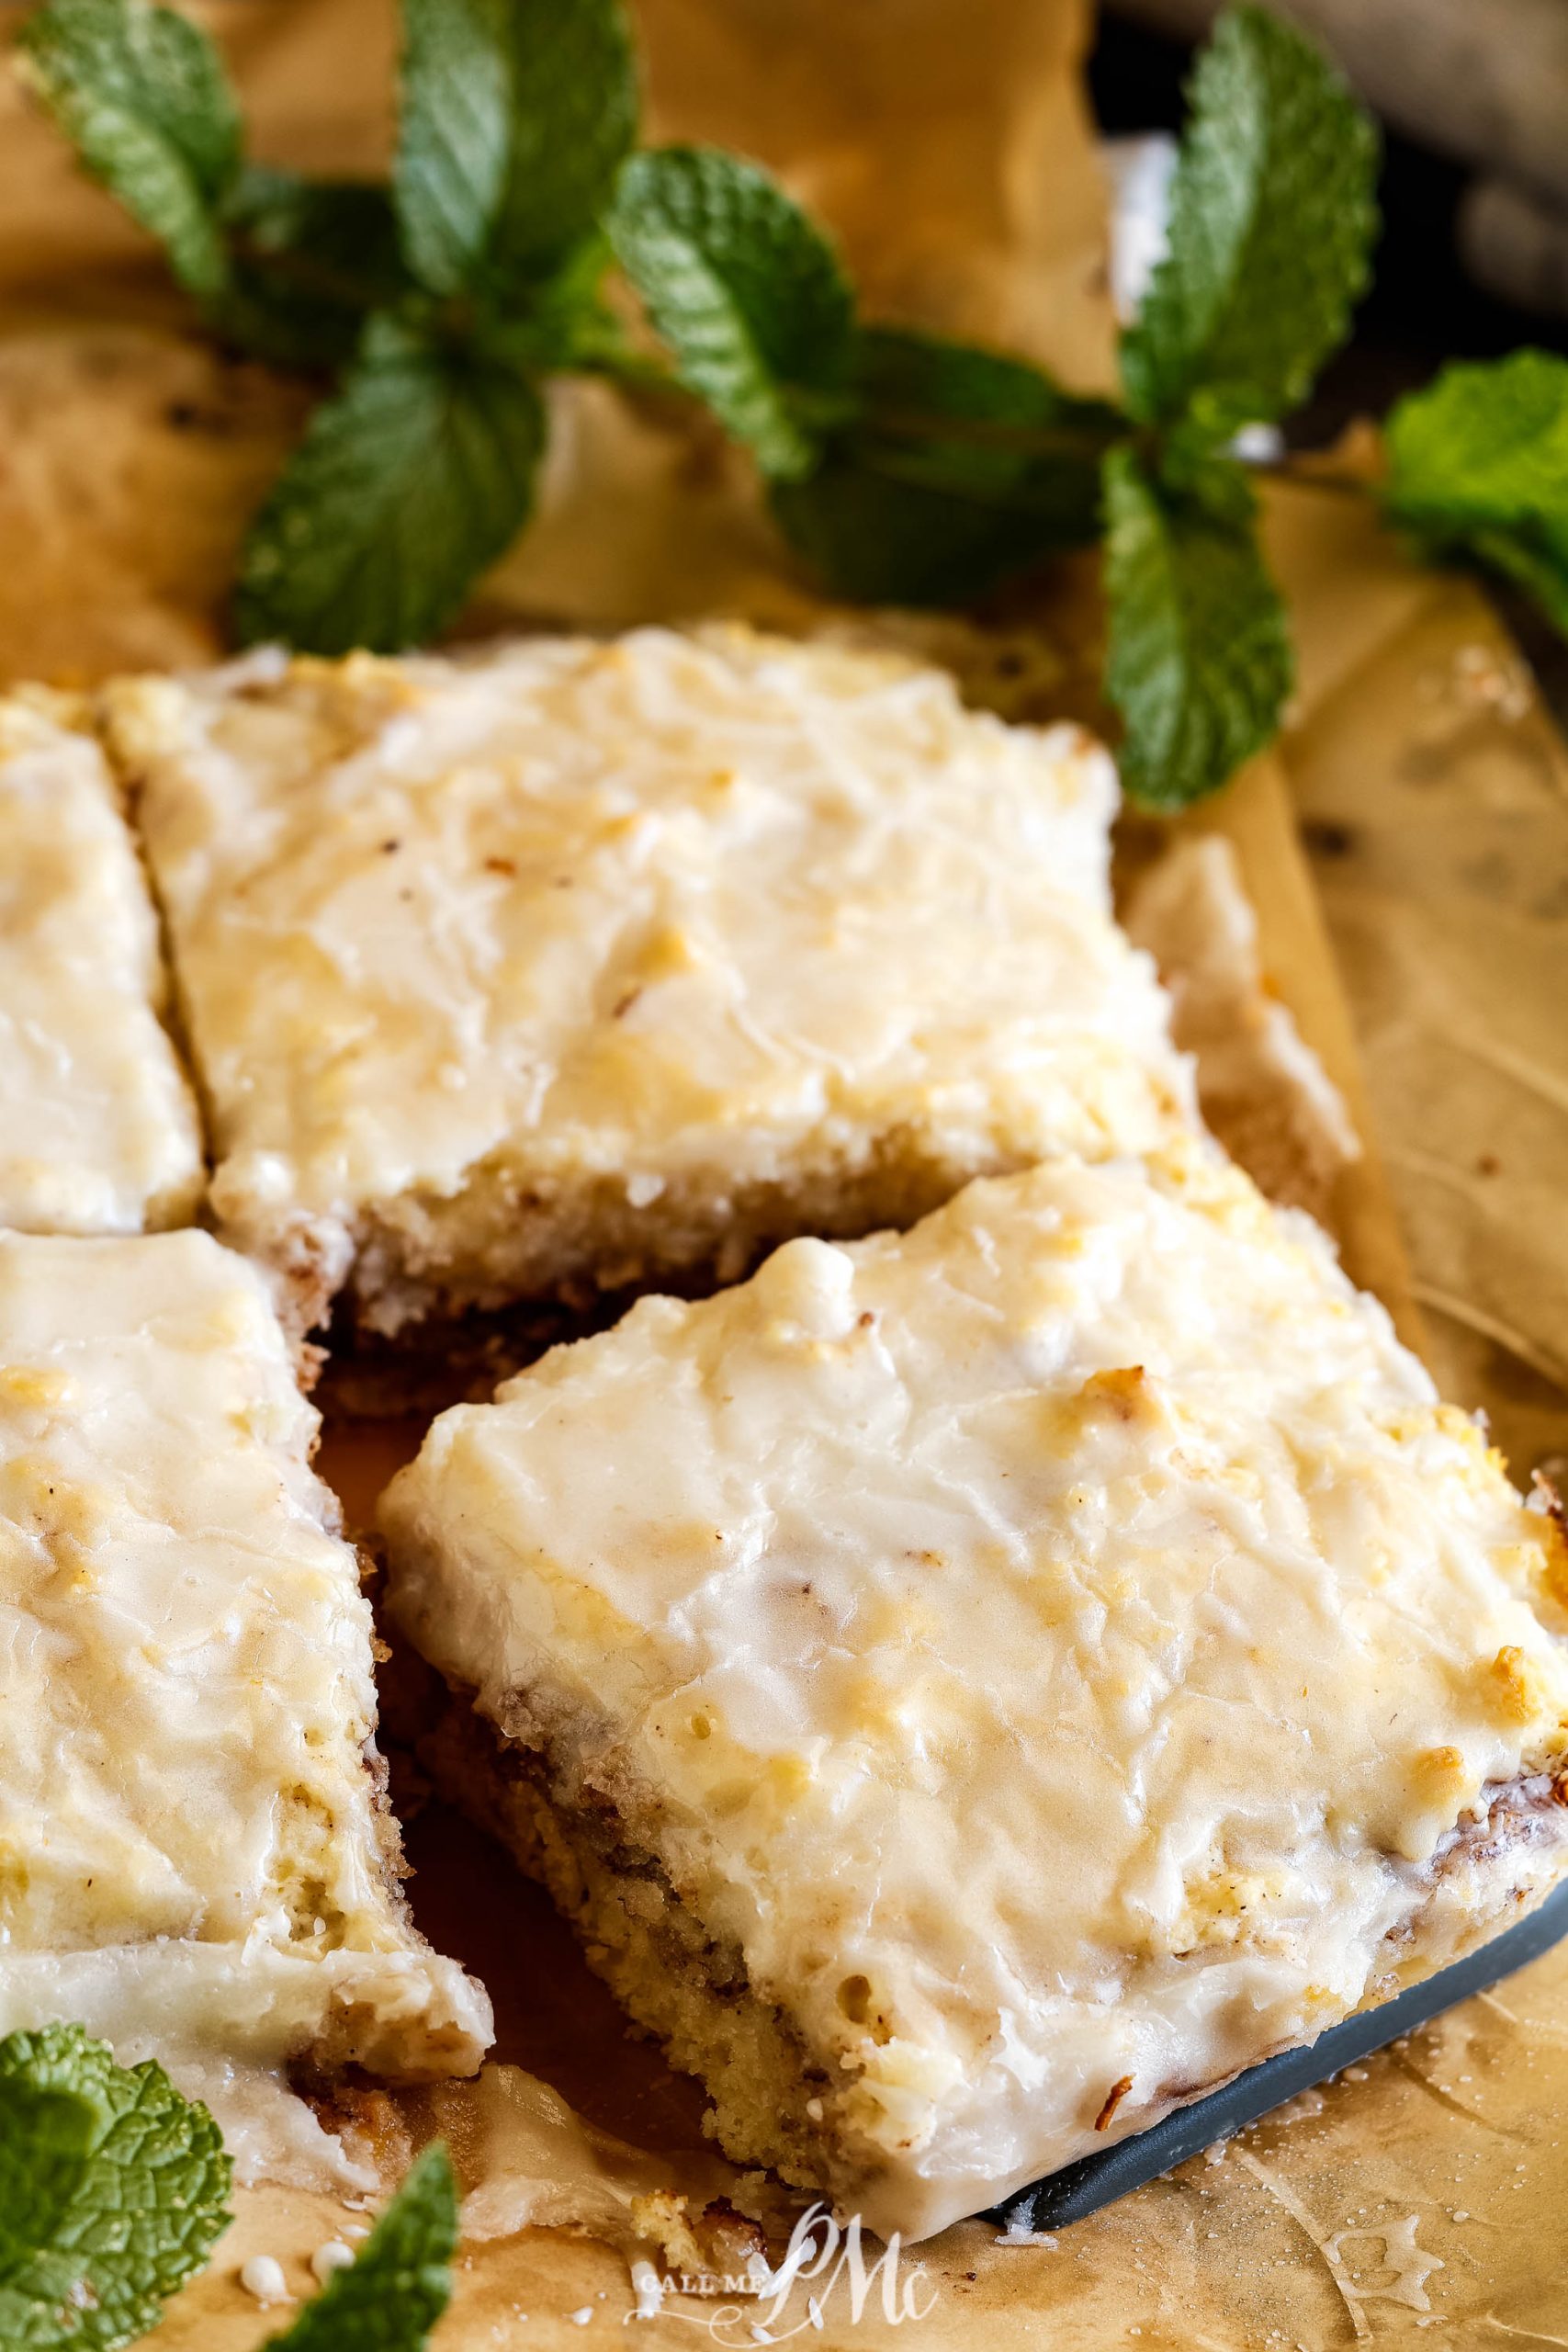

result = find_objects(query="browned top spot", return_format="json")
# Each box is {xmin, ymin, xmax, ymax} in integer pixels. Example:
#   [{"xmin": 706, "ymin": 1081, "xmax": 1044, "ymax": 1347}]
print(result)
[{"xmin": 1082, "ymin": 1366, "xmax": 1149, "ymax": 1423}]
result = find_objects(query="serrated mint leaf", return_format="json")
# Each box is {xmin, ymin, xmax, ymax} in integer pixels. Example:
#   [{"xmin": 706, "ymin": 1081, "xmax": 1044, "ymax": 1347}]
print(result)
[
  {"xmin": 1102, "ymin": 444, "xmax": 1292, "ymax": 808},
  {"xmin": 213, "ymin": 165, "xmax": 406, "ymax": 368},
  {"xmin": 235, "ymin": 314, "xmax": 545, "ymax": 655},
  {"xmin": 1120, "ymin": 3, "xmax": 1377, "ymax": 442},
  {"xmin": 0, "ymin": 2022, "xmax": 232, "ymax": 2351},
  {"xmin": 17, "ymin": 0, "xmax": 241, "ymax": 296},
  {"xmin": 1383, "ymin": 350, "xmax": 1568, "ymax": 631},
  {"xmin": 395, "ymin": 0, "xmax": 637, "ymax": 297},
  {"xmin": 609, "ymin": 146, "xmax": 854, "ymax": 481},
  {"xmin": 265, "ymin": 2143, "xmax": 457, "ymax": 2352}
]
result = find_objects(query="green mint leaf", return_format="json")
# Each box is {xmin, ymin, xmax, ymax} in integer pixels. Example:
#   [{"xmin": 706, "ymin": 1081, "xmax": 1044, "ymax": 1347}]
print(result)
[
  {"xmin": 608, "ymin": 145, "xmax": 855, "ymax": 481},
  {"xmin": 395, "ymin": 0, "xmax": 638, "ymax": 296},
  {"xmin": 234, "ymin": 313, "xmax": 545, "ymax": 654},
  {"xmin": 17, "ymin": 0, "xmax": 241, "ymax": 297},
  {"xmin": 857, "ymin": 323, "xmax": 1125, "ymax": 446},
  {"xmin": 1102, "ymin": 443, "xmax": 1292, "ymax": 808},
  {"xmin": 773, "ymin": 432, "xmax": 1106, "ymax": 605},
  {"xmin": 771, "ymin": 445, "xmax": 1070, "ymax": 605},
  {"xmin": 1385, "ymin": 350, "xmax": 1568, "ymax": 514},
  {"xmin": 0, "ymin": 2022, "xmax": 232, "ymax": 2351},
  {"xmin": 1383, "ymin": 349, "xmax": 1568, "ymax": 631},
  {"xmin": 773, "ymin": 323, "xmax": 1121, "ymax": 603},
  {"xmin": 212, "ymin": 165, "xmax": 407, "ymax": 368},
  {"xmin": 265, "ymin": 2143, "xmax": 457, "ymax": 2352},
  {"xmin": 1121, "ymin": 2, "xmax": 1377, "ymax": 441},
  {"xmin": 479, "ymin": 231, "xmax": 626, "ymax": 374},
  {"xmin": 1456, "ymin": 522, "xmax": 1568, "ymax": 636}
]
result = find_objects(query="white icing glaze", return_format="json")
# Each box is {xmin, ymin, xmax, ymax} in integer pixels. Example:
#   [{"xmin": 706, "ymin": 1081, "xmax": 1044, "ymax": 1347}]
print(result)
[
  {"xmin": 381, "ymin": 1139, "xmax": 1568, "ymax": 2241},
  {"xmin": 0, "ymin": 1227, "xmax": 491, "ymax": 2079},
  {"xmin": 104, "ymin": 628, "xmax": 1190, "ymax": 1328},
  {"xmin": 0, "ymin": 691, "xmax": 201, "ymax": 1235},
  {"xmin": 152, "ymin": 2050, "xmax": 374, "ymax": 2194}
]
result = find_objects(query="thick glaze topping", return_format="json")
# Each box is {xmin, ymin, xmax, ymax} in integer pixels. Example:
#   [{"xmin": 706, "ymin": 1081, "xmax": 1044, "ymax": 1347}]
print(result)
[
  {"xmin": 0, "ymin": 692, "xmax": 200, "ymax": 1235},
  {"xmin": 383, "ymin": 1142, "xmax": 1568, "ymax": 2237},
  {"xmin": 106, "ymin": 628, "xmax": 1189, "ymax": 1322},
  {"xmin": 0, "ymin": 1226, "xmax": 490, "ymax": 2078}
]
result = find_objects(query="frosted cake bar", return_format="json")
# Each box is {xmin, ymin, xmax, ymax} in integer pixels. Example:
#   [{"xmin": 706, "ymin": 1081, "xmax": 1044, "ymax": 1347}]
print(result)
[
  {"xmin": 104, "ymin": 626, "xmax": 1190, "ymax": 1351},
  {"xmin": 0, "ymin": 690, "xmax": 201, "ymax": 1235},
  {"xmin": 0, "ymin": 1226, "xmax": 491, "ymax": 2083},
  {"xmin": 380, "ymin": 1140, "xmax": 1568, "ymax": 2242}
]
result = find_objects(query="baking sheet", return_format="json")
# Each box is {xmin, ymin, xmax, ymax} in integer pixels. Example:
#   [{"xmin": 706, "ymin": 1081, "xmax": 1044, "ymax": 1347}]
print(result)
[{"xmin": 0, "ymin": 0, "xmax": 1562, "ymax": 2343}]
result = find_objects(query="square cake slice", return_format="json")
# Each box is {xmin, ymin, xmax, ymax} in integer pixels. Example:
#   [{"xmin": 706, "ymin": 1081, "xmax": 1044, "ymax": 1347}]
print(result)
[
  {"xmin": 103, "ymin": 626, "xmax": 1190, "ymax": 1353},
  {"xmin": 0, "ymin": 690, "xmax": 202, "ymax": 1235},
  {"xmin": 0, "ymin": 1225, "xmax": 491, "ymax": 2086},
  {"xmin": 380, "ymin": 1139, "xmax": 1568, "ymax": 2243}
]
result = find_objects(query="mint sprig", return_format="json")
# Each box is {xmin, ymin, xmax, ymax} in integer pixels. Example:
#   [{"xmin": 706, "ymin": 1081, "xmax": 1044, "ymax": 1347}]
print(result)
[
  {"xmin": 853, "ymin": 324, "xmax": 1122, "ymax": 445},
  {"xmin": 217, "ymin": 169, "xmax": 407, "ymax": 370},
  {"xmin": 265, "ymin": 2143, "xmax": 457, "ymax": 2352},
  {"xmin": 17, "ymin": 0, "xmax": 1568, "ymax": 808},
  {"xmin": 771, "ymin": 436, "xmax": 1095, "ymax": 608},
  {"xmin": 1383, "ymin": 350, "xmax": 1568, "ymax": 633},
  {"xmin": 770, "ymin": 323, "xmax": 1122, "ymax": 604},
  {"xmin": 0, "ymin": 2023, "xmax": 231, "ymax": 2351}
]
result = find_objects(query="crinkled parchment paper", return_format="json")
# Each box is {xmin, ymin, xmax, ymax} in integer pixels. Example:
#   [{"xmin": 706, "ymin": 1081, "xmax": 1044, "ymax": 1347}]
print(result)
[
  {"xmin": 0, "ymin": 1, "xmax": 1562, "ymax": 2344},
  {"xmin": 1265, "ymin": 465, "xmax": 1568, "ymax": 1485}
]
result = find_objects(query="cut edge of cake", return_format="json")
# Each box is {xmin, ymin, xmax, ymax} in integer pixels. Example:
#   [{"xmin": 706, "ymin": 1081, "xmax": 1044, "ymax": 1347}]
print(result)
[{"xmin": 397, "ymin": 1665, "xmax": 1568, "ymax": 2243}]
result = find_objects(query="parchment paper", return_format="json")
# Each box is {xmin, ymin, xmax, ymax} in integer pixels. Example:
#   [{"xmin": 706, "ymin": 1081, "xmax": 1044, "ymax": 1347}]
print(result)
[
  {"xmin": 0, "ymin": 0, "xmax": 1561, "ymax": 2344},
  {"xmin": 1264, "ymin": 463, "xmax": 1568, "ymax": 1483}
]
